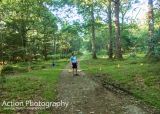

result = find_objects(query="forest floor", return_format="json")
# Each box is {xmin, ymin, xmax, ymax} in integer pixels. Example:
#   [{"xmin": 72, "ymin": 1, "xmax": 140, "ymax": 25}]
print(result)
[
  {"xmin": 0, "ymin": 60, "xmax": 67, "ymax": 114},
  {"xmin": 1, "ymin": 55, "xmax": 160, "ymax": 114},
  {"xmin": 80, "ymin": 54, "xmax": 160, "ymax": 110},
  {"xmin": 54, "ymin": 62, "xmax": 159, "ymax": 114}
]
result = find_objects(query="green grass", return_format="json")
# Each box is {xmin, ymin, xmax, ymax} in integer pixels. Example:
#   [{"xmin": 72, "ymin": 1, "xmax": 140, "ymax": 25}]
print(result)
[
  {"xmin": 80, "ymin": 54, "xmax": 160, "ymax": 109},
  {"xmin": 0, "ymin": 60, "xmax": 67, "ymax": 114}
]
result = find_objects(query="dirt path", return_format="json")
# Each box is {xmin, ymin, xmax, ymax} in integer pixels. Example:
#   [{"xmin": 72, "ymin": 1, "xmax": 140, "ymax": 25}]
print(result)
[{"xmin": 54, "ymin": 64, "xmax": 157, "ymax": 114}]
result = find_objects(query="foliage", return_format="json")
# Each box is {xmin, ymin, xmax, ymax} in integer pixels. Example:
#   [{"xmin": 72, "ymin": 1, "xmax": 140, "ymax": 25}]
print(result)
[
  {"xmin": 0, "ymin": 0, "xmax": 82, "ymax": 63},
  {"xmin": 1, "ymin": 65, "xmax": 14, "ymax": 75},
  {"xmin": 1, "ymin": 0, "xmax": 160, "ymax": 61},
  {"xmin": 154, "ymin": 29, "xmax": 160, "ymax": 58}
]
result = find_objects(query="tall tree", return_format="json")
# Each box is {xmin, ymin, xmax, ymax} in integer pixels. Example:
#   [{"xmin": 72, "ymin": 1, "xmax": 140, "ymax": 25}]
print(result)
[
  {"xmin": 108, "ymin": 0, "xmax": 113, "ymax": 59},
  {"xmin": 113, "ymin": 0, "xmax": 122, "ymax": 59},
  {"xmin": 147, "ymin": 0, "xmax": 155, "ymax": 57},
  {"xmin": 90, "ymin": 0, "xmax": 97, "ymax": 59}
]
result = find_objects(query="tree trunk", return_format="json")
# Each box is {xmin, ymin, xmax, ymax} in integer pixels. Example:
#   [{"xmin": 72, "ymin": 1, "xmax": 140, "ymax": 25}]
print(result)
[
  {"xmin": 91, "ymin": 2, "xmax": 97, "ymax": 59},
  {"xmin": 147, "ymin": 0, "xmax": 154, "ymax": 57},
  {"xmin": 20, "ymin": 21, "xmax": 27, "ymax": 62},
  {"xmin": 43, "ymin": 34, "xmax": 48, "ymax": 61},
  {"xmin": 108, "ymin": 0, "xmax": 113, "ymax": 59},
  {"xmin": 114, "ymin": 0, "xmax": 122, "ymax": 59},
  {"xmin": 53, "ymin": 37, "xmax": 57, "ymax": 55},
  {"xmin": 21, "ymin": 23, "xmax": 27, "ymax": 48},
  {"xmin": 121, "ymin": 16, "xmax": 124, "ymax": 31},
  {"xmin": 44, "ymin": 44, "xmax": 47, "ymax": 60},
  {"xmin": 20, "ymin": 0, "xmax": 27, "ymax": 48}
]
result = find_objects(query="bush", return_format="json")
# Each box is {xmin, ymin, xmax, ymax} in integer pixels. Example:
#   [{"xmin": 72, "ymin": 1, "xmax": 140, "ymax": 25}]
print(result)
[
  {"xmin": 1, "ymin": 65, "xmax": 14, "ymax": 75},
  {"xmin": 129, "ymin": 52, "xmax": 136, "ymax": 58},
  {"xmin": 31, "ymin": 65, "xmax": 40, "ymax": 70},
  {"xmin": 0, "ymin": 75, "xmax": 6, "ymax": 89},
  {"xmin": 48, "ymin": 54, "xmax": 60, "ymax": 60},
  {"xmin": 77, "ymin": 52, "xmax": 83, "ymax": 56},
  {"xmin": 41, "ymin": 65, "xmax": 46, "ymax": 69},
  {"xmin": 152, "ymin": 30, "xmax": 160, "ymax": 60},
  {"xmin": 0, "ymin": 75, "xmax": 6, "ymax": 83},
  {"xmin": 15, "ymin": 67, "xmax": 28, "ymax": 73},
  {"xmin": 129, "ymin": 61, "xmax": 137, "ymax": 64},
  {"xmin": 1, "ymin": 65, "xmax": 28, "ymax": 75},
  {"xmin": 97, "ymin": 50, "xmax": 106, "ymax": 55}
]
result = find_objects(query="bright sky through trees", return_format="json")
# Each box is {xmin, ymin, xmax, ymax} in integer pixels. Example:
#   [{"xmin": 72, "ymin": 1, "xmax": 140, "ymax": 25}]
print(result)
[
  {"xmin": 126, "ymin": 0, "xmax": 148, "ymax": 23},
  {"xmin": 50, "ymin": 0, "xmax": 149, "ymax": 25},
  {"xmin": 51, "ymin": 5, "xmax": 84, "ymax": 24}
]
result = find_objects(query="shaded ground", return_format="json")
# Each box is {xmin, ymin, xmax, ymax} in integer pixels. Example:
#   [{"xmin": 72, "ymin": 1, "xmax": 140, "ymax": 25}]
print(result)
[{"xmin": 54, "ymin": 63, "xmax": 158, "ymax": 114}]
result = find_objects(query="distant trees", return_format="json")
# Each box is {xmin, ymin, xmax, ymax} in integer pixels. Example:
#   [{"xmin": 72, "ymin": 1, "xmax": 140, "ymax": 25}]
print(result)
[
  {"xmin": 0, "ymin": 0, "xmax": 83, "ymax": 63},
  {"xmin": 57, "ymin": 0, "xmax": 159, "ymax": 60},
  {"xmin": 72, "ymin": 0, "xmax": 97, "ymax": 59},
  {"xmin": 1, "ymin": 0, "xmax": 159, "ymax": 62}
]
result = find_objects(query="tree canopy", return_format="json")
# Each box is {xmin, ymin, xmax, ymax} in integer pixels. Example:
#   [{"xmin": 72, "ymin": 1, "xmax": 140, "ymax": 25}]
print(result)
[{"xmin": 0, "ymin": 0, "xmax": 160, "ymax": 62}]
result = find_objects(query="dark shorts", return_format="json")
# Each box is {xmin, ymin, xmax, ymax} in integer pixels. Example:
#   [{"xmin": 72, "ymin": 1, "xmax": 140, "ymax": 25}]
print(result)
[{"xmin": 72, "ymin": 63, "xmax": 77, "ymax": 69}]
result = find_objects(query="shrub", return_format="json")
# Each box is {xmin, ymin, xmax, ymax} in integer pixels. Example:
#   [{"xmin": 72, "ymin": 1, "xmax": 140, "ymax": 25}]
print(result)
[
  {"xmin": 31, "ymin": 65, "xmax": 40, "ymax": 70},
  {"xmin": 97, "ymin": 50, "xmax": 106, "ymax": 55},
  {"xmin": 129, "ymin": 52, "xmax": 136, "ymax": 58},
  {"xmin": 0, "ymin": 75, "xmax": 6, "ymax": 89},
  {"xmin": 1, "ymin": 65, "xmax": 14, "ymax": 75},
  {"xmin": 0, "ymin": 65, "xmax": 28, "ymax": 75},
  {"xmin": 15, "ymin": 67, "xmax": 28, "ymax": 73},
  {"xmin": 48, "ymin": 54, "xmax": 60, "ymax": 60},
  {"xmin": 41, "ymin": 65, "xmax": 46, "ymax": 69},
  {"xmin": 0, "ymin": 75, "xmax": 6, "ymax": 83}
]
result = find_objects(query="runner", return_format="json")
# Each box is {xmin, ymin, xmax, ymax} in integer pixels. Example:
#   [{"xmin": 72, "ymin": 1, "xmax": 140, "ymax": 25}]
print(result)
[{"xmin": 70, "ymin": 52, "xmax": 78, "ymax": 76}]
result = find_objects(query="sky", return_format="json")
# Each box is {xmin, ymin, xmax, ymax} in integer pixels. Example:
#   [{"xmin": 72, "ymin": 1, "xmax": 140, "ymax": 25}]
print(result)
[
  {"xmin": 51, "ymin": 5, "xmax": 84, "ymax": 24},
  {"xmin": 126, "ymin": 0, "xmax": 148, "ymax": 24},
  {"xmin": 51, "ymin": 0, "xmax": 149, "ymax": 25}
]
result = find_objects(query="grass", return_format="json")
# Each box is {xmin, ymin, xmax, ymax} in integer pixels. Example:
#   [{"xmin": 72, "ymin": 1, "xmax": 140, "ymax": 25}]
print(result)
[
  {"xmin": 80, "ymin": 54, "xmax": 160, "ymax": 109},
  {"xmin": 0, "ymin": 59, "xmax": 68, "ymax": 114}
]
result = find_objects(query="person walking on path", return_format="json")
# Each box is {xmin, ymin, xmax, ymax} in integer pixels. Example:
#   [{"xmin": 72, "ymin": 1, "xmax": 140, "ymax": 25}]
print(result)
[{"xmin": 70, "ymin": 52, "xmax": 78, "ymax": 76}]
